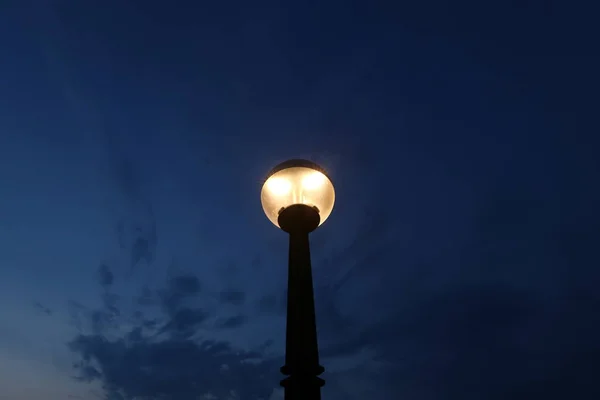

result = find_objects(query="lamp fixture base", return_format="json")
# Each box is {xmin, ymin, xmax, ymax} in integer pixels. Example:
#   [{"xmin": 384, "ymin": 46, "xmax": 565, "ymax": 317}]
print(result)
[{"xmin": 277, "ymin": 204, "xmax": 320, "ymax": 233}]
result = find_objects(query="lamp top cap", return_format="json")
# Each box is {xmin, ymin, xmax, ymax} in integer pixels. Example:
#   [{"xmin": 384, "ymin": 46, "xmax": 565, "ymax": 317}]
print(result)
[{"xmin": 265, "ymin": 159, "xmax": 330, "ymax": 181}]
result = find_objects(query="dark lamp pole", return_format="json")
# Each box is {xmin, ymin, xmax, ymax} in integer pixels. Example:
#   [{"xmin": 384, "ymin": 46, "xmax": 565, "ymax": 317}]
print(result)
[{"xmin": 260, "ymin": 160, "xmax": 335, "ymax": 400}]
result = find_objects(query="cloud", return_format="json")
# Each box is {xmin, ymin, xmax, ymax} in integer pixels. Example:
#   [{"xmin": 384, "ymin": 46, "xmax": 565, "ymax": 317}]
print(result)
[
  {"xmin": 33, "ymin": 301, "xmax": 52, "ymax": 316},
  {"xmin": 136, "ymin": 286, "xmax": 157, "ymax": 307},
  {"xmin": 67, "ymin": 300, "xmax": 90, "ymax": 333},
  {"xmin": 160, "ymin": 274, "xmax": 202, "ymax": 313},
  {"xmin": 115, "ymin": 211, "xmax": 157, "ymax": 276},
  {"xmin": 219, "ymin": 290, "xmax": 245, "ymax": 306},
  {"xmin": 156, "ymin": 307, "xmax": 210, "ymax": 339},
  {"xmin": 319, "ymin": 276, "xmax": 600, "ymax": 399},
  {"xmin": 216, "ymin": 315, "xmax": 246, "ymax": 330},
  {"xmin": 66, "ymin": 268, "xmax": 283, "ymax": 399},
  {"xmin": 69, "ymin": 334, "xmax": 280, "ymax": 400},
  {"xmin": 256, "ymin": 294, "xmax": 281, "ymax": 315},
  {"xmin": 115, "ymin": 215, "xmax": 157, "ymax": 276},
  {"xmin": 131, "ymin": 274, "xmax": 210, "ymax": 340},
  {"xmin": 98, "ymin": 264, "xmax": 114, "ymax": 287},
  {"xmin": 268, "ymin": 388, "xmax": 284, "ymax": 400},
  {"xmin": 315, "ymin": 176, "xmax": 600, "ymax": 399},
  {"xmin": 131, "ymin": 236, "xmax": 152, "ymax": 268}
]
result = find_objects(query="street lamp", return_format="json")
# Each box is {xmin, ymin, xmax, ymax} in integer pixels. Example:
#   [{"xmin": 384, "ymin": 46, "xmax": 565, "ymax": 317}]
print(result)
[{"xmin": 261, "ymin": 159, "xmax": 335, "ymax": 400}]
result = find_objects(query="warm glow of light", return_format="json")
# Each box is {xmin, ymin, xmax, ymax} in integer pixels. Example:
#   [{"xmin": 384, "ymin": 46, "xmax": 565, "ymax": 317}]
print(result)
[
  {"xmin": 266, "ymin": 177, "xmax": 291, "ymax": 196},
  {"xmin": 261, "ymin": 161, "xmax": 335, "ymax": 229},
  {"xmin": 302, "ymin": 172, "xmax": 326, "ymax": 190}
]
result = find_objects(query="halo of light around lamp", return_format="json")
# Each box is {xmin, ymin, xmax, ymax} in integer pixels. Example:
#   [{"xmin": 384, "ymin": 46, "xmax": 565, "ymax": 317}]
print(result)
[{"xmin": 261, "ymin": 159, "xmax": 335, "ymax": 229}]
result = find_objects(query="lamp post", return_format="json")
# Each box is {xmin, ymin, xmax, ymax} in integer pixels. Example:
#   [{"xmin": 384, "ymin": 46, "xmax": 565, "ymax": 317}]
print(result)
[{"xmin": 261, "ymin": 159, "xmax": 335, "ymax": 400}]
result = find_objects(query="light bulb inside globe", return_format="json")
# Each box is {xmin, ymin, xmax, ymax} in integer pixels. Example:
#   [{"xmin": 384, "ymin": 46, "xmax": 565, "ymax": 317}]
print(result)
[
  {"xmin": 302, "ymin": 172, "xmax": 326, "ymax": 190},
  {"xmin": 266, "ymin": 177, "xmax": 292, "ymax": 196}
]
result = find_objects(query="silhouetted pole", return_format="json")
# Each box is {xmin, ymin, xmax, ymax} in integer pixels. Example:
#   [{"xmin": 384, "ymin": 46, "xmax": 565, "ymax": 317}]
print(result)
[
  {"xmin": 260, "ymin": 159, "xmax": 335, "ymax": 399},
  {"xmin": 278, "ymin": 204, "xmax": 325, "ymax": 400}
]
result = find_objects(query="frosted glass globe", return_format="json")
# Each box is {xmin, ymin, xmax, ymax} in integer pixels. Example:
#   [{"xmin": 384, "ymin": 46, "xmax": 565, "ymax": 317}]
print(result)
[{"xmin": 261, "ymin": 160, "xmax": 335, "ymax": 229}]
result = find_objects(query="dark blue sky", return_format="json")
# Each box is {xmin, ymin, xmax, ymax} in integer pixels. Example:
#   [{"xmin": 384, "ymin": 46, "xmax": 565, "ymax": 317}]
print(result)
[{"xmin": 0, "ymin": 1, "xmax": 598, "ymax": 399}]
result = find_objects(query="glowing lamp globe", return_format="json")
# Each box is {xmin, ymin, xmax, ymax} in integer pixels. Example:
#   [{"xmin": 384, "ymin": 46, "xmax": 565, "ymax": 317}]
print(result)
[{"xmin": 261, "ymin": 159, "xmax": 335, "ymax": 229}]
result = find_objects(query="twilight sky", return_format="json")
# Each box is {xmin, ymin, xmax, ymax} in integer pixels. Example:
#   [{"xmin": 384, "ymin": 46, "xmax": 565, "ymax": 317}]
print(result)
[{"xmin": 0, "ymin": 1, "xmax": 598, "ymax": 399}]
